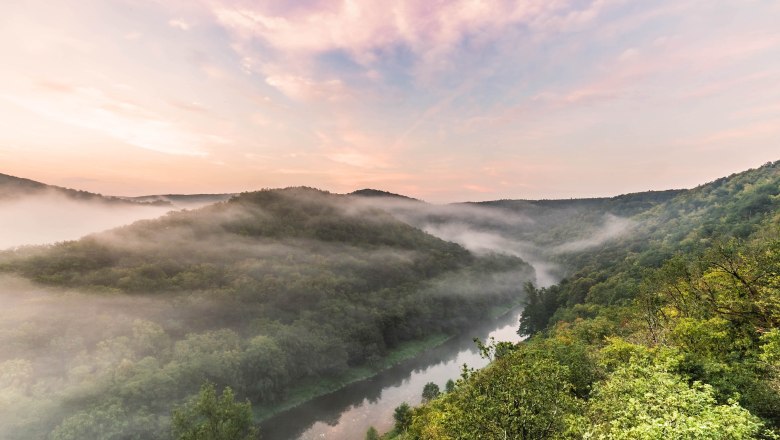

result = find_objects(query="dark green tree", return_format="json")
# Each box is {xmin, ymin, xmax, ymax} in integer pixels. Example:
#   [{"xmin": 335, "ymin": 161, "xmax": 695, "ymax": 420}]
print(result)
[
  {"xmin": 421, "ymin": 382, "xmax": 440, "ymax": 402},
  {"xmin": 393, "ymin": 402, "xmax": 412, "ymax": 432},
  {"xmin": 445, "ymin": 379, "xmax": 456, "ymax": 393},
  {"xmin": 365, "ymin": 426, "xmax": 380, "ymax": 440}
]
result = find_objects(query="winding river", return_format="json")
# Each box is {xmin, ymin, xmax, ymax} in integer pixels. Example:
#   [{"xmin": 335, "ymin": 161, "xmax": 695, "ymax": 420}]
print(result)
[{"xmin": 260, "ymin": 306, "xmax": 524, "ymax": 439}]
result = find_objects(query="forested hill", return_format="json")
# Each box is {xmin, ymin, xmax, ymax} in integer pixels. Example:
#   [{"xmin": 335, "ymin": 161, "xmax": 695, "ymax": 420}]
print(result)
[
  {"xmin": 350, "ymin": 188, "xmax": 421, "ymax": 201},
  {"xmin": 0, "ymin": 172, "xmax": 168, "ymax": 206},
  {"xmin": 381, "ymin": 161, "xmax": 780, "ymax": 439},
  {"xmin": 0, "ymin": 187, "xmax": 533, "ymax": 440}
]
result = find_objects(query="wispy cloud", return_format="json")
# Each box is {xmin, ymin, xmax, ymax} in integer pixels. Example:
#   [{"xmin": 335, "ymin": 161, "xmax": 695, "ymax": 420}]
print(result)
[
  {"xmin": 1, "ymin": 0, "xmax": 779, "ymax": 201},
  {"xmin": 4, "ymin": 82, "xmax": 211, "ymax": 157},
  {"xmin": 168, "ymin": 18, "xmax": 193, "ymax": 30}
]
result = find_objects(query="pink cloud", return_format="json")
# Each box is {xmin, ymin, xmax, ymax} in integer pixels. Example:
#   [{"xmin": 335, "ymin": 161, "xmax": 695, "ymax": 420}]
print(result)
[
  {"xmin": 168, "ymin": 18, "xmax": 193, "ymax": 30},
  {"xmin": 205, "ymin": 0, "xmax": 619, "ymax": 71},
  {"xmin": 315, "ymin": 127, "xmax": 395, "ymax": 169},
  {"xmin": 4, "ymin": 81, "xmax": 214, "ymax": 157},
  {"xmin": 686, "ymin": 120, "xmax": 780, "ymax": 148},
  {"xmin": 265, "ymin": 74, "xmax": 351, "ymax": 102}
]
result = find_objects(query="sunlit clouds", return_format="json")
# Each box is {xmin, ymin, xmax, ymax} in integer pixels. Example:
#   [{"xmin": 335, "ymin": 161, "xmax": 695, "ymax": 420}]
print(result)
[{"xmin": 1, "ymin": 0, "xmax": 779, "ymax": 201}]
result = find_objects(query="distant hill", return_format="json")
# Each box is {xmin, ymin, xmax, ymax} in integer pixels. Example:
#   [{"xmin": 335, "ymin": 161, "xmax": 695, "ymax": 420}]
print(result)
[
  {"xmin": 474, "ymin": 188, "xmax": 684, "ymax": 216},
  {"xmin": 349, "ymin": 188, "xmax": 421, "ymax": 201},
  {"xmin": 125, "ymin": 193, "xmax": 235, "ymax": 208},
  {"xmin": 0, "ymin": 172, "xmax": 169, "ymax": 206}
]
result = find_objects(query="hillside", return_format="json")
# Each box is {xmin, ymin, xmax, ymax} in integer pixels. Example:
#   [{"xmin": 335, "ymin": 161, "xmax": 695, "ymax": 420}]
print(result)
[
  {"xmin": 0, "ymin": 187, "xmax": 533, "ymax": 440},
  {"xmin": 381, "ymin": 161, "xmax": 780, "ymax": 439}
]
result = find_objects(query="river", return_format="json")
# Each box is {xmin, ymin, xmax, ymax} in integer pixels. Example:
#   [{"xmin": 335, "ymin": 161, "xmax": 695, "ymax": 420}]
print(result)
[{"xmin": 260, "ymin": 306, "xmax": 524, "ymax": 439}]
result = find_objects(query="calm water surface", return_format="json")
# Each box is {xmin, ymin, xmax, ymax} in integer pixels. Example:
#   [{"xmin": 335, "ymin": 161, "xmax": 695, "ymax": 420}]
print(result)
[{"xmin": 261, "ymin": 307, "xmax": 524, "ymax": 439}]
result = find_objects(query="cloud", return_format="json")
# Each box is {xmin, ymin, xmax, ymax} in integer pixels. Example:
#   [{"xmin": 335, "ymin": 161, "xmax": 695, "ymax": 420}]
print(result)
[
  {"xmin": 3, "ymin": 82, "xmax": 212, "ymax": 157},
  {"xmin": 265, "ymin": 74, "xmax": 350, "ymax": 102},
  {"xmin": 203, "ymin": 0, "xmax": 620, "ymax": 92},
  {"xmin": 208, "ymin": 0, "xmax": 615, "ymax": 59},
  {"xmin": 168, "ymin": 18, "xmax": 193, "ymax": 30}
]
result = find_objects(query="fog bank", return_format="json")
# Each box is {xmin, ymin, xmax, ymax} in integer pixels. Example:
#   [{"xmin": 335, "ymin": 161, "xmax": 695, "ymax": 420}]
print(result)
[{"xmin": 0, "ymin": 192, "xmax": 172, "ymax": 250}]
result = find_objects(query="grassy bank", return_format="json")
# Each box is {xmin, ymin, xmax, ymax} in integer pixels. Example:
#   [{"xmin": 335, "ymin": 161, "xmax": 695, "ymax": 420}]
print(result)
[
  {"xmin": 254, "ymin": 300, "xmax": 526, "ymax": 421},
  {"xmin": 254, "ymin": 332, "xmax": 452, "ymax": 420}
]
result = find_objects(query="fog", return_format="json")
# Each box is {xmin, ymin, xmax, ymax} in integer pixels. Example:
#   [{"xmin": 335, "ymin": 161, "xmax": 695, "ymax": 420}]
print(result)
[
  {"xmin": 552, "ymin": 214, "xmax": 635, "ymax": 253},
  {"xmin": 0, "ymin": 188, "xmax": 640, "ymax": 439},
  {"xmin": 349, "ymin": 195, "xmax": 636, "ymax": 287},
  {"xmin": 0, "ymin": 190, "xmax": 539, "ymax": 439},
  {"xmin": 421, "ymin": 222, "xmax": 560, "ymax": 287},
  {"xmin": 0, "ymin": 191, "xmax": 172, "ymax": 250},
  {"xmin": 0, "ymin": 275, "xmax": 176, "ymax": 440}
]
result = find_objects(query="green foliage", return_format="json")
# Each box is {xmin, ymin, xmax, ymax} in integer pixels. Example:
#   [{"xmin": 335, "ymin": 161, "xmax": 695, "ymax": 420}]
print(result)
[
  {"xmin": 397, "ymin": 162, "xmax": 780, "ymax": 439},
  {"xmin": 444, "ymin": 379, "xmax": 455, "ymax": 394},
  {"xmin": 171, "ymin": 382, "xmax": 259, "ymax": 440},
  {"xmin": 5, "ymin": 162, "xmax": 780, "ymax": 439},
  {"xmin": 366, "ymin": 426, "xmax": 380, "ymax": 440},
  {"xmin": 393, "ymin": 402, "xmax": 412, "ymax": 432},
  {"xmin": 407, "ymin": 344, "xmax": 580, "ymax": 439},
  {"xmin": 518, "ymin": 282, "xmax": 560, "ymax": 336},
  {"xmin": 0, "ymin": 188, "xmax": 533, "ymax": 439},
  {"xmin": 584, "ymin": 363, "xmax": 764, "ymax": 439},
  {"xmin": 50, "ymin": 400, "xmax": 163, "ymax": 440}
]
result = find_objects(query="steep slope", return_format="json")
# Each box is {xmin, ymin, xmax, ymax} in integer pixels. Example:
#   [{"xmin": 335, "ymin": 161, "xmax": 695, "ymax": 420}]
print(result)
[{"xmin": 386, "ymin": 161, "xmax": 780, "ymax": 439}]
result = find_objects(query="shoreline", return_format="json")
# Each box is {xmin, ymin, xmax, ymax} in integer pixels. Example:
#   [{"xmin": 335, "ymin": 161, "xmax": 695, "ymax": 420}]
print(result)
[{"xmin": 254, "ymin": 298, "xmax": 524, "ymax": 422}]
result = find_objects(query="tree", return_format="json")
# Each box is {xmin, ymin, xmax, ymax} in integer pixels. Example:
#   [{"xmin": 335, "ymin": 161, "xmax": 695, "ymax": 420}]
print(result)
[
  {"xmin": 365, "ymin": 426, "xmax": 380, "ymax": 440},
  {"xmin": 421, "ymin": 382, "xmax": 440, "ymax": 402},
  {"xmin": 409, "ymin": 348, "xmax": 579, "ymax": 439},
  {"xmin": 445, "ymin": 379, "xmax": 455, "ymax": 393},
  {"xmin": 172, "ymin": 382, "xmax": 259, "ymax": 440},
  {"xmin": 393, "ymin": 402, "xmax": 412, "ymax": 432}
]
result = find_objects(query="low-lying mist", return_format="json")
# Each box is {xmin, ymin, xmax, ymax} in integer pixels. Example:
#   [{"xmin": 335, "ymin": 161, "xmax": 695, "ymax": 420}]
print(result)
[
  {"xmin": 349, "ymin": 196, "xmax": 638, "ymax": 287},
  {"xmin": 0, "ymin": 188, "xmax": 539, "ymax": 439},
  {"xmin": 0, "ymin": 192, "xmax": 172, "ymax": 250},
  {"xmin": 0, "ymin": 186, "xmax": 650, "ymax": 440}
]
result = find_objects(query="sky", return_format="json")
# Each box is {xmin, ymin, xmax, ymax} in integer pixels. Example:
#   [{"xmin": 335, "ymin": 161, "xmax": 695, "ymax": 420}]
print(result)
[{"xmin": 1, "ymin": 0, "xmax": 779, "ymax": 202}]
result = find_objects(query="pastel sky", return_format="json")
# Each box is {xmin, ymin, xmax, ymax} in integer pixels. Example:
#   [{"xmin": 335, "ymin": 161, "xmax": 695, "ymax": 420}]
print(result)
[{"xmin": 1, "ymin": 0, "xmax": 779, "ymax": 202}]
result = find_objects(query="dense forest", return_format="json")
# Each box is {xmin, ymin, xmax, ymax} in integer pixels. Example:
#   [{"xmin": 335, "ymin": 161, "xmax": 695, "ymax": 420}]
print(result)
[
  {"xmin": 2, "ymin": 161, "xmax": 778, "ymax": 439},
  {"xmin": 380, "ymin": 160, "xmax": 780, "ymax": 439},
  {"xmin": 0, "ymin": 187, "xmax": 533, "ymax": 439}
]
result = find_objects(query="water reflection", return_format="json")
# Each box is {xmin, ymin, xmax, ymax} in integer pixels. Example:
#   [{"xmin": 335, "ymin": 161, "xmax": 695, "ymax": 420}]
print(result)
[{"xmin": 261, "ymin": 307, "xmax": 524, "ymax": 439}]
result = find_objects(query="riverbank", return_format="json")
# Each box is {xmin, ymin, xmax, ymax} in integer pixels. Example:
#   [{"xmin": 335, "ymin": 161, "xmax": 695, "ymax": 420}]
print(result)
[
  {"xmin": 254, "ymin": 299, "xmax": 525, "ymax": 422},
  {"xmin": 253, "ymin": 332, "xmax": 452, "ymax": 420}
]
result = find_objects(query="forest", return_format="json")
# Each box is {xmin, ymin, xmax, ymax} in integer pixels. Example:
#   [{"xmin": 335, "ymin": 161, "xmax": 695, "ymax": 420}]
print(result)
[
  {"xmin": 1, "ymin": 161, "xmax": 778, "ymax": 439},
  {"xmin": 380, "ymin": 161, "xmax": 780, "ymax": 439},
  {"xmin": 0, "ymin": 187, "xmax": 533, "ymax": 439}
]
